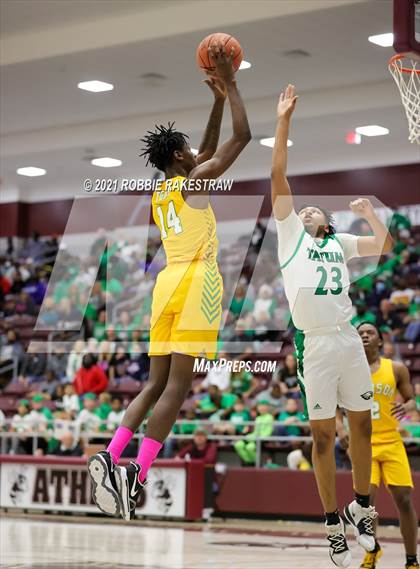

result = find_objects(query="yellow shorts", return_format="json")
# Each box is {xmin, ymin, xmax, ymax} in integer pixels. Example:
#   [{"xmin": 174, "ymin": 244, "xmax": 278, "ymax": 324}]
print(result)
[
  {"xmin": 371, "ymin": 438, "xmax": 413, "ymax": 488},
  {"xmin": 149, "ymin": 260, "xmax": 223, "ymax": 359}
]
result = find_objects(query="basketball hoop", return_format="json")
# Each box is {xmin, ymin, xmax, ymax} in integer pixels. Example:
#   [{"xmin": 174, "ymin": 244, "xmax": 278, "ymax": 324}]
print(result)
[{"xmin": 388, "ymin": 54, "xmax": 420, "ymax": 144}]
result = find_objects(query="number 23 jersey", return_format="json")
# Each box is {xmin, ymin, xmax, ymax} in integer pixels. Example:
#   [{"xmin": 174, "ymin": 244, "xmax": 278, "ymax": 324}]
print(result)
[{"xmin": 275, "ymin": 209, "xmax": 360, "ymax": 331}]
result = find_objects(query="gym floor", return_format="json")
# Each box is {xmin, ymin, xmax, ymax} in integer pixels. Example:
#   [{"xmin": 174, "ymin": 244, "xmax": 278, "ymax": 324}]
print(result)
[{"xmin": 1, "ymin": 514, "xmax": 405, "ymax": 569}]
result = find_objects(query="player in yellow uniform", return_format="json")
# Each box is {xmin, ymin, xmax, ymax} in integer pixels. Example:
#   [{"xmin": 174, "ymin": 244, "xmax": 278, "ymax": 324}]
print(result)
[
  {"xmin": 338, "ymin": 322, "xmax": 418, "ymax": 569},
  {"xmin": 148, "ymin": 174, "xmax": 221, "ymax": 359},
  {"xmin": 88, "ymin": 43, "xmax": 251, "ymax": 520}
]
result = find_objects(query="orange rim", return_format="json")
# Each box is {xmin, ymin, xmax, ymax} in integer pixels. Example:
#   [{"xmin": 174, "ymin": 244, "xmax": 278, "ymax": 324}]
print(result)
[{"xmin": 388, "ymin": 53, "xmax": 420, "ymax": 74}]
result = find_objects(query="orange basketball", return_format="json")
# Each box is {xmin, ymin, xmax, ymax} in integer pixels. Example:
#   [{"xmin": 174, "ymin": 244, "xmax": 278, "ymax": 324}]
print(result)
[{"xmin": 196, "ymin": 33, "xmax": 243, "ymax": 74}]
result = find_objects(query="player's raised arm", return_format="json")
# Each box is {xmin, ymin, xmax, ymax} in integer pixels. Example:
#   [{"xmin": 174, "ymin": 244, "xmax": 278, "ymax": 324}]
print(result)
[
  {"xmin": 349, "ymin": 199, "xmax": 394, "ymax": 256},
  {"xmin": 189, "ymin": 44, "xmax": 251, "ymax": 180},
  {"xmin": 195, "ymin": 76, "xmax": 226, "ymax": 164},
  {"xmin": 271, "ymin": 84, "xmax": 298, "ymax": 221}
]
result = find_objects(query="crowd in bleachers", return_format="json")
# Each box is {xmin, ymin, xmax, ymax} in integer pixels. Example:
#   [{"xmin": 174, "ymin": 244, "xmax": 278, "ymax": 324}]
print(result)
[{"xmin": 0, "ymin": 212, "xmax": 419, "ymax": 467}]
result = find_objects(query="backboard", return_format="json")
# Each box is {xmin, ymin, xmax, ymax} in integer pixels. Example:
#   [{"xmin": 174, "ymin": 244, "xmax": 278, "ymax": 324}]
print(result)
[{"xmin": 394, "ymin": 0, "xmax": 420, "ymax": 59}]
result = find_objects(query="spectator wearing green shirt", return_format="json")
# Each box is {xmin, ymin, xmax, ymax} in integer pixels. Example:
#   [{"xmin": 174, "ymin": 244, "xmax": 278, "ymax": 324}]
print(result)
[
  {"xmin": 234, "ymin": 401, "xmax": 274, "ymax": 464},
  {"xmin": 389, "ymin": 212, "xmax": 411, "ymax": 235},
  {"xmin": 230, "ymin": 283, "xmax": 254, "ymax": 317},
  {"xmin": 163, "ymin": 409, "xmax": 199, "ymax": 459},
  {"xmin": 228, "ymin": 396, "xmax": 251, "ymax": 434},
  {"xmin": 76, "ymin": 393, "xmax": 101, "ymax": 433},
  {"xmin": 351, "ymin": 301, "xmax": 376, "ymax": 328},
  {"xmin": 196, "ymin": 385, "xmax": 237, "ymax": 418},
  {"xmin": 95, "ymin": 392, "xmax": 112, "ymax": 432},
  {"xmin": 93, "ymin": 310, "xmax": 107, "ymax": 341},
  {"xmin": 213, "ymin": 395, "xmax": 250, "ymax": 436},
  {"xmin": 173, "ymin": 408, "xmax": 199, "ymax": 436},
  {"xmin": 230, "ymin": 368, "xmax": 258, "ymax": 398},
  {"xmin": 101, "ymin": 264, "xmax": 123, "ymax": 297},
  {"xmin": 29, "ymin": 394, "xmax": 54, "ymax": 427},
  {"xmin": 277, "ymin": 399, "xmax": 306, "ymax": 437}
]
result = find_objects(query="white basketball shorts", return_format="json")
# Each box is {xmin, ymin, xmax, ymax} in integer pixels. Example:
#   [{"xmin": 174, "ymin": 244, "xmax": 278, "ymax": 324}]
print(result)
[{"xmin": 294, "ymin": 322, "xmax": 373, "ymax": 421}]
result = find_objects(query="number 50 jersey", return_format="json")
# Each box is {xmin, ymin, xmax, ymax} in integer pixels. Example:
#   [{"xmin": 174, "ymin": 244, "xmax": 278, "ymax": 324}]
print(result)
[{"xmin": 275, "ymin": 209, "xmax": 361, "ymax": 331}]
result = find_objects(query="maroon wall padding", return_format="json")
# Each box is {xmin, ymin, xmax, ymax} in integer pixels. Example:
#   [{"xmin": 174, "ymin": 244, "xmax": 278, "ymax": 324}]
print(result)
[
  {"xmin": 1, "ymin": 163, "xmax": 418, "ymax": 237},
  {"xmin": 215, "ymin": 468, "xmax": 420, "ymax": 522},
  {"xmin": 185, "ymin": 460, "xmax": 205, "ymax": 520},
  {"xmin": 0, "ymin": 202, "xmax": 20, "ymax": 236},
  {"xmin": 25, "ymin": 200, "xmax": 73, "ymax": 236}
]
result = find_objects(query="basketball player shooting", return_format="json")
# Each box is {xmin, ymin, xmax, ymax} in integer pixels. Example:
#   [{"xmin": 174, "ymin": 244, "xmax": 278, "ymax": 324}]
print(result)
[
  {"xmin": 87, "ymin": 42, "xmax": 251, "ymax": 521},
  {"xmin": 271, "ymin": 84, "xmax": 394, "ymax": 568}
]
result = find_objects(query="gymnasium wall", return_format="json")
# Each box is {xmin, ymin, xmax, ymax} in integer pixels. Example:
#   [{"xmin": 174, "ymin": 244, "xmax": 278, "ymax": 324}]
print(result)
[
  {"xmin": 215, "ymin": 468, "xmax": 420, "ymax": 522},
  {"xmin": 1, "ymin": 163, "xmax": 419, "ymax": 237}
]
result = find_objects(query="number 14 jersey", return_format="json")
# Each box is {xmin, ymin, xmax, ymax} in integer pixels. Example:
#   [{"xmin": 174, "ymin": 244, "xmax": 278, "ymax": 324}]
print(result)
[
  {"xmin": 275, "ymin": 209, "xmax": 360, "ymax": 331},
  {"xmin": 152, "ymin": 175, "xmax": 218, "ymax": 265}
]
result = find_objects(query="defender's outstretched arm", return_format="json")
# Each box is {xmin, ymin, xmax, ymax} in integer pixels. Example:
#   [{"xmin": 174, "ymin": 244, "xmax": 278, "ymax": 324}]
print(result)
[
  {"xmin": 349, "ymin": 199, "xmax": 394, "ymax": 256},
  {"xmin": 271, "ymin": 84, "xmax": 298, "ymax": 221}
]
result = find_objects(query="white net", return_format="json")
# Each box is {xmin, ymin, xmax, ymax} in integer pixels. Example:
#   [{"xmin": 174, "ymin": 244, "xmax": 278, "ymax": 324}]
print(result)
[{"xmin": 389, "ymin": 55, "xmax": 420, "ymax": 144}]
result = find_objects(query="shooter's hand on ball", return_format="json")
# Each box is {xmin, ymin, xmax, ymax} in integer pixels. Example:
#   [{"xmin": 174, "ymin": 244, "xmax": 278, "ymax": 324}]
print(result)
[
  {"xmin": 208, "ymin": 43, "xmax": 235, "ymax": 84},
  {"xmin": 277, "ymin": 84, "xmax": 299, "ymax": 120},
  {"xmin": 204, "ymin": 74, "xmax": 227, "ymax": 100},
  {"xmin": 349, "ymin": 198, "xmax": 375, "ymax": 219}
]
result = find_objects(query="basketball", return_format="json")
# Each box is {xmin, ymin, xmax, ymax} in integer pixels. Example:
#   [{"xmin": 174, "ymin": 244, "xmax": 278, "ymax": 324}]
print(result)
[{"xmin": 196, "ymin": 32, "xmax": 243, "ymax": 74}]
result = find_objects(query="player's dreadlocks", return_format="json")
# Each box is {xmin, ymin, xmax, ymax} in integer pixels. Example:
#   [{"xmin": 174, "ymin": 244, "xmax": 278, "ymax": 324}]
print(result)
[
  {"xmin": 298, "ymin": 204, "xmax": 336, "ymax": 236},
  {"xmin": 140, "ymin": 122, "xmax": 189, "ymax": 172}
]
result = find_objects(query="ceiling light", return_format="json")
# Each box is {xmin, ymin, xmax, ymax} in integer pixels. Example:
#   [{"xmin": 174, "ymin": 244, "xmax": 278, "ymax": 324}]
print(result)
[
  {"xmin": 91, "ymin": 157, "xmax": 122, "ymax": 168},
  {"xmin": 78, "ymin": 80, "xmax": 114, "ymax": 93},
  {"xmin": 368, "ymin": 33, "xmax": 394, "ymax": 47},
  {"xmin": 355, "ymin": 125, "xmax": 389, "ymax": 137},
  {"xmin": 259, "ymin": 137, "xmax": 293, "ymax": 148},
  {"xmin": 239, "ymin": 60, "xmax": 252, "ymax": 70},
  {"xmin": 16, "ymin": 167, "xmax": 46, "ymax": 177}
]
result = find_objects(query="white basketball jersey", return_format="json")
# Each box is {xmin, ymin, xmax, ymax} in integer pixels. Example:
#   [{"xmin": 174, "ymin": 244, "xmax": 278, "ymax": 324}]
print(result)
[{"xmin": 275, "ymin": 209, "xmax": 360, "ymax": 331}]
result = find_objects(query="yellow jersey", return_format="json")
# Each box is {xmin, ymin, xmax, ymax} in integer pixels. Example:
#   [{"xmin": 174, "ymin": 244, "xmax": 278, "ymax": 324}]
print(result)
[
  {"xmin": 371, "ymin": 358, "xmax": 400, "ymax": 445},
  {"xmin": 151, "ymin": 176, "xmax": 218, "ymax": 265}
]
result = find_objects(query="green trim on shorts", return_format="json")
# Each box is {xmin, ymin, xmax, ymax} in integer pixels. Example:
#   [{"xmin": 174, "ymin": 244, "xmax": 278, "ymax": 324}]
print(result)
[
  {"xmin": 294, "ymin": 330, "xmax": 308, "ymax": 420},
  {"xmin": 280, "ymin": 229, "xmax": 306, "ymax": 270}
]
